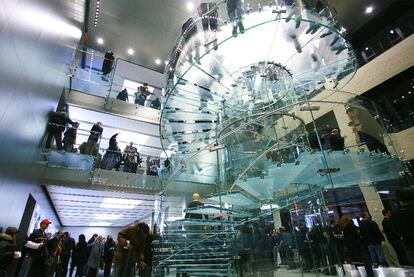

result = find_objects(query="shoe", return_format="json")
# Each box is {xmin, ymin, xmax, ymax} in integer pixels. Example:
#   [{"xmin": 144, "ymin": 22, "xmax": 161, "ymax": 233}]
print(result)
[
  {"xmin": 232, "ymin": 25, "xmax": 238, "ymax": 37},
  {"xmin": 237, "ymin": 21, "xmax": 245, "ymax": 34},
  {"xmin": 330, "ymin": 36, "xmax": 340, "ymax": 47},
  {"xmin": 320, "ymin": 31, "xmax": 333, "ymax": 38}
]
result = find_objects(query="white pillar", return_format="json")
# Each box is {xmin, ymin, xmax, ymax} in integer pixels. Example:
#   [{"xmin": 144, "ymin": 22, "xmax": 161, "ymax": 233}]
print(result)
[{"xmin": 359, "ymin": 185, "xmax": 384, "ymax": 225}]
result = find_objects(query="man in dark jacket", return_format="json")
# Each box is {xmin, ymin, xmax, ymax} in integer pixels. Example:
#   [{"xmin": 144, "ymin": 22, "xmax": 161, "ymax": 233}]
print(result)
[
  {"xmin": 60, "ymin": 232, "xmax": 75, "ymax": 277},
  {"xmin": 0, "ymin": 227, "xmax": 20, "ymax": 277},
  {"xmin": 45, "ymin": 109, "xmax": 74, "ymax": 150},
  {"xmin": 23, "ymin": 219, "xmax": 51, "ymax": 277},
  {"xmin": 382, "ymin": 209, "xmax": 411, "ymax": 265},
  {"xmin": 69, "ymin": 234, "xmax": 88, "ymax": 277},
  {"xmin": 113, "ymin": 222, "xmax": 150, "ymax": 277},
  {"xmin": 63, "ymin": 122, "xmax": 80, "ymax": 152},
  {"xmin": 359, "ymin": 212, "xmax": 386, "ymax": 267},
  {"xmin": 103, "ymin": 235, "xmax": 116, "ymax": 277},
  {"xmin": 85, "ymin": 122, "xmax": 103, "ymax": 156}
]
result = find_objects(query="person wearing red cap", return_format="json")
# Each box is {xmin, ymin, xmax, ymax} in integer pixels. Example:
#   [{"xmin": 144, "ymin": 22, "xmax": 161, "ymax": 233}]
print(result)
[{"xmin": 19, "ymin": 219, "xmax": 51, "ymax": 277}]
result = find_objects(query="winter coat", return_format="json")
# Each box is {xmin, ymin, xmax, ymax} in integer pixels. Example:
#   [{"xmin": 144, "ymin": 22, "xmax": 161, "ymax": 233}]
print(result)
[
  {"xmin": 103, "ymin": 240, "xmax": 116, "ymax": 263},
  {"xmin": 0, "ymin": 233, "xmax": 17, "ymax": 271},
  {"xmin": 71, "ymin": 241, "xmax": 88, "ymax": 266},
  {"xmin": 87, "ymin": 241, "xmax": 102, "ymax": 269},
  {"xmin": 113, "ymin": 224, "xmax": 146, "ymax": 265}
]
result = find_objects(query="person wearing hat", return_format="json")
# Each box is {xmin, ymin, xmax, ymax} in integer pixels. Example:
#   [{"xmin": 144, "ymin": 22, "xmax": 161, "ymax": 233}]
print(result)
[
  {"xmin": 0, "ymin": 227, "xmax": 21, "ymax": 276},
  {"xmin": 22, "ymin": 219, "xmax": 51, "ymax": 277}
]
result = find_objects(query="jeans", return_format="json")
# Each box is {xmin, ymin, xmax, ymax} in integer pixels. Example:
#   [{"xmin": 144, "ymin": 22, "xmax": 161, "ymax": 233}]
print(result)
[
  {"xmin": 46, "ymin": 128, "xmax": 63, "ymax": 150},
  {"xmin": 368, "ymin": 244, "xmax": 385, "ymax": 266},
  {"xmin": 226, "ymin": 0, "xmax": 244, "ymax": 22}
]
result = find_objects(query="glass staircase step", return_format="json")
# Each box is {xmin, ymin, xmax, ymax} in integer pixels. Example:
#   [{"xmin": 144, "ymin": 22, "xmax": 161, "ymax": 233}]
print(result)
[
  {"xmin": 205, "ymin": 190, "xmax": 260, "ymax": 208},
  {"xmin": 185, "ymin": 205, "xmax": 252, "ymax": 217}
]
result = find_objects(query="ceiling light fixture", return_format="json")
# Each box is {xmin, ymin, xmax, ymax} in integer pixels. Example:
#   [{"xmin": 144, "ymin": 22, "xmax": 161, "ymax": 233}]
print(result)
[
  {"xmin": 97, "ymin": 37, "xmax": 104, "ymax": 45},
  {"xmin": 390, "ymin": 30, "xmax": 394, "ymax": 34},
  {"xmin": 155, "ymin": 58, "xmax": 161, "ymax": 65},
  {"xmin": 365, "ymin": 47, "xmax": 369, "ymax": 51},
  {"xmin": 100, "ymin": 197, "xmax": 142, "ymax": 209},
  {"xmin": 93, "ymin": 0, "xmax": 101, "ymax": 28},
  {"xmin": 127, "ymin": 48, "xmax": 134, "ymax": 55},
  {"xmin": 365, "ymin": 5, "xmax": 374, "ymax": 14},
  {"xmin": 186, "ymin": 2, "xmax": 194, "ymax": 11}
]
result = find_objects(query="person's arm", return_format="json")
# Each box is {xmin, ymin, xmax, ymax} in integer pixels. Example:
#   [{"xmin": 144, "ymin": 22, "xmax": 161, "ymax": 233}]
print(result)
[{"xmin": 117, "ymin": 228, "xmax": 129, "ymax": 248}]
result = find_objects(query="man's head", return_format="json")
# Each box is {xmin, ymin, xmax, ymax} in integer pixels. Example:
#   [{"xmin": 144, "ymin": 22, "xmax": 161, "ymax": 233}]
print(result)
[
  {"xmin": 361, "ymin": 212, "xmax": 371, "ymax": 221},
  {"xmin": 40, "ymin": 219, "xmax": 52, "ymax": 231},
  {"xmin": 97, "ymin": 235, "xmax": 103, "ymax": 242},
  {"xmin": 137, "ymin": 222, "xmax": 150, "ymax": 239},
  {"xmin": 73, "ymin": 122, "xmax": 80, "ymax": 128},
  {"xmin": 96, "ymin": 121, "xmax": 102, "ymax": 126},
  {"xmin": 192, "ymin": 193, "xmax": 201, "ymax": 201},
  {"xmin": 129, "ymin": 141, "xmax": 134, "ymax": 147},
  {"xmin": 107, "ymin": 235, "xmax": 113, "ymax": 241},
  {"xmin": 5, "ymin": 227, "xmax": 19, "ymax": 236},
  {"xmin": 56, "ymin": 231, "xmax": 65, "ymax": 239}
]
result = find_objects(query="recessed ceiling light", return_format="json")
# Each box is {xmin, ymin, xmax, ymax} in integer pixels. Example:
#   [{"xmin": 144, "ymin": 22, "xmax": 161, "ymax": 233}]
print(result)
[
  {"xmin": 365, "ymin": 47, "xmax": 369, "ymax": 51},
  {"xmin": 365, "ymin": 6, "xmax": 374, "ymax": 14},
  {"xmin": 390, "ymin": 30, "xmax": 394, "ymax": 34},
  {"xmin": 127, "ymin": 48, "xmax": 134, "ymax": 55},
  {"xmin": 155, "ymin": 58, "xmax": 161, "ymax": 65},
  {"xmin": 186, "ymin": 2, "xmax": 194, "ymax": 11},
  {"xmin": 97, "ymin": 37, "xmax": 104, "ymax": 45}
]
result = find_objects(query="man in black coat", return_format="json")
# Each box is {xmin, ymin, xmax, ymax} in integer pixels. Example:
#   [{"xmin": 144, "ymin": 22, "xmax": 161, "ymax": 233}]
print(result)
[
  {"xmin": 116, "ymin": 89, "xmax": 129, "ymax": 102},
  {"xmin": 103, "ymin": 235, "xmax": 116, "ymax": 277},
  {"xmin": 359, "ymin": 212, "xmax": 386, "ymax": 267},
  {"xmin": 45, "ymin": 109, "xmax": 74, "ymax": 150},
  {"xmin": 60, "ymin": 232, "xmax": 75, "ymax": 277},
  {"xmin": 382, "ymin": 209, "xmax": 411, "ymax": 265}
]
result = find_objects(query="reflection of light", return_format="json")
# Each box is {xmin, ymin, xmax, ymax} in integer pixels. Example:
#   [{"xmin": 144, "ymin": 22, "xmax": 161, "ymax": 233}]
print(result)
[
  {"xmin": 94, "ymin": 214, "xmax": 123, "ymax": 220},
  {"xmin": 186, "ymin": 2, "xmax": 194, "ymax": 11},
  {"xmin": 89, "ymin": 222, "xmax": 112, "ymax": 226},
  {"xmin": 97, "ymin": 37, "xmax": 104, "ymax": 45},
  {"xmin": 127, "ymin": 48, "xmax": 134, "ymax": 55},
  {"xmin": 166, "ymin": 216, "xmax": 183, "ymax": 222},
  {"xmin": 260, "ymin": 204, "xmax": 280, "ymax": 210},
  {"xmin": 4, "ymin": 3, "xmax": 82, "ymax": 38},
  {"xmin": 365, "ymin": 6, "xmax": 374, "ymax": 14},
  {"xmin": 378, "ymin": 190, "xmax": 390, "ymax": 194},
  {"xmin": 100, "ymin": 198, "xmax": 142, "ymax": 209},
  {"xmin": 390, "ymin": 30, "xmax": 394, "ymax": 34},
  {"xmin": 155, "ymin": 58, "xmax": 161, "ymax": 65}
]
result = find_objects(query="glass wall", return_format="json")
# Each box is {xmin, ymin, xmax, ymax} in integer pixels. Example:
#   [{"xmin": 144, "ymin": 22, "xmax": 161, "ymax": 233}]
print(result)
[{"xmin": 155, "ymin": 0, "xmax": 413, "ymax": 276}]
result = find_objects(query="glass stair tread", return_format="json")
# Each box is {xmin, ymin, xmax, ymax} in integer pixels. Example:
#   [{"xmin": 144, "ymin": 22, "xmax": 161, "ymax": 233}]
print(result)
[
  {"xmin": 166, "ymin": 218, "xmax": 241, "ymax": 226},
  {"xmin": 205, "ymin": 191, "xmax": 260, "ymax": 208},
  {"xmin": 185, "ymin": 205, "xmax": 252, "ymax": 217}
]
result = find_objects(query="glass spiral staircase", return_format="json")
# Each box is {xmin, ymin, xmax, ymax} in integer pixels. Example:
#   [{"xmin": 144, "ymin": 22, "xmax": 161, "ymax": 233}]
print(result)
[{"xmin": 153, "ymin": 1, "xmax": 411, "ymax": 276}]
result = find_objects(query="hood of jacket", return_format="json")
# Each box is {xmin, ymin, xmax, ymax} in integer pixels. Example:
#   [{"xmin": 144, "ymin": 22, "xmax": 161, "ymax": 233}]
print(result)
[{"xmin": 0, "ymin": 233, "xmax": 13, "ymax": 242}]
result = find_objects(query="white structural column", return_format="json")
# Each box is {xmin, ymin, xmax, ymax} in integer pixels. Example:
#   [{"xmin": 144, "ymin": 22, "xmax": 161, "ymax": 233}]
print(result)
[
  {"xmin": 359, "ymin": 185, "xmax": 385, "ymax": 225},
  {"xmin": 273, "ymin": 209, "xmax": 282, "ymax": 228}
]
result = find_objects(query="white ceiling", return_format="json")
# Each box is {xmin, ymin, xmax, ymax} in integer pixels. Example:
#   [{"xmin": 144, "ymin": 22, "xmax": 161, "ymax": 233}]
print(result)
[
  {"xmin": 86, "ymin": 0, "xmax": 400, "ymax": 72},
  {"xmin": 47, "ymin": 185, "xmax": 184, "ymax": 227}
]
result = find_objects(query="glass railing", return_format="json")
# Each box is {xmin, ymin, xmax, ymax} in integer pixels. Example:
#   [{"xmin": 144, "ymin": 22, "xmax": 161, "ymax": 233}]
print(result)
[{"xmin": 67, "ymin": 46, "xmax": 163, "ymax": 112}]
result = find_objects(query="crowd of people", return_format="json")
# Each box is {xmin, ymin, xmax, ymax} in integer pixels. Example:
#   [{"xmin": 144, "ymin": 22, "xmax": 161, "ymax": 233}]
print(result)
[
  {"xmin": 0, "ymin": 220, "xmax": 155, "ymax": 277},
  {"xmin": 233, "ymin": 209, "xmax": 411, "ymax": 276},
  {"xmin": 116, "ymin": 83, "xmax": 161, "ymax": 110},
  {"xmin": 45, "ymin": 111, "xmax": 164, "ymax": 176}
]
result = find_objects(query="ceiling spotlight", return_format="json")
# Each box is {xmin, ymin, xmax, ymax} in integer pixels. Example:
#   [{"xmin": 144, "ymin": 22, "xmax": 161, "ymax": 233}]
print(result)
[
  {"xmin": 365, "ymin": 6, "xmax": 374, "ymax": 14},
  {"xmin": 365, "ymin": 47, "xmax": 369, "ymax": 51},
  {"xmin": 186, "ymin": 2, "xmax": 194, "ymax": 11},
  {"xmin": 390, "ymin": 30, "xmax": 394, "ymax": 34},
  {"xmin": 127, "ymin": 48, "xmax": 134, "ymax": 55},
  {"xmin": 97, "ymin": 37, "xmax": 104, "ymax": 45},
  {"xmin": 155, "ymin": 58, "xmax": 161, "ymax": 65}
]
